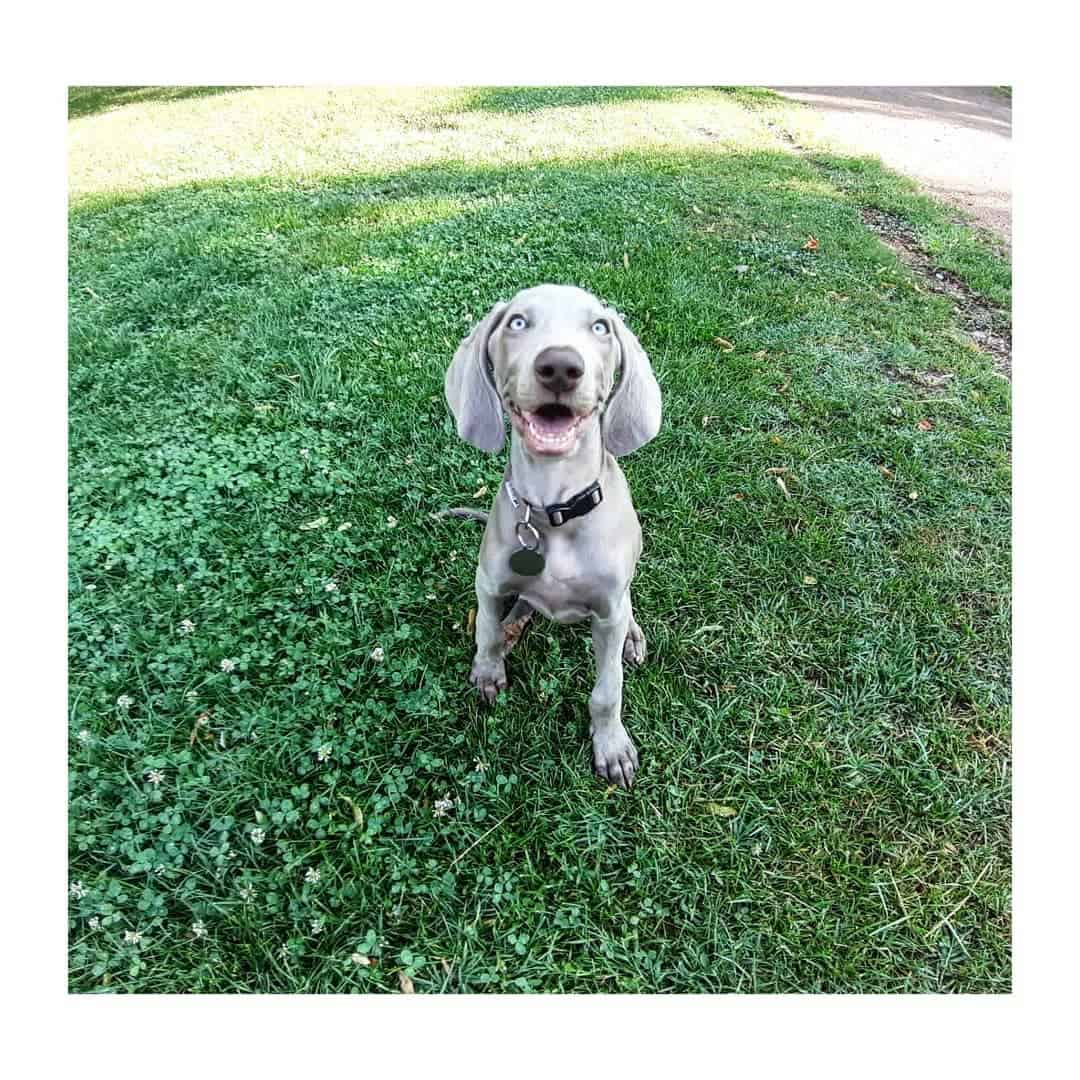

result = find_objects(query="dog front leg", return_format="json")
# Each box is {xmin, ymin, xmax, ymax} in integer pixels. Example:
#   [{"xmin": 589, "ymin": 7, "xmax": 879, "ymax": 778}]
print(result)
[
  {"xmin": 589, "ymin": 590, "xmax": 639, "ymax": 788},
  {"xmin": 469, "ymin": 572, "xmax": 508, "ymax": 703}
]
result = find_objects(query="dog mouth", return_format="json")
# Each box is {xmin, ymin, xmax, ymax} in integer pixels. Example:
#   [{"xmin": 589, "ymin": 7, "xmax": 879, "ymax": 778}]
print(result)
[{"xmin": 509, "ymin": 402, "xmax": 593, "ymax": 455}]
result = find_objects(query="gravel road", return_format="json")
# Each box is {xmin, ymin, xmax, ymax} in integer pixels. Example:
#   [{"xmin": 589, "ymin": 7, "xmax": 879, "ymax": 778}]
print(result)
[{"xmin": 772, "ymin": 86, "xmax": 1011, "ymax": 248}]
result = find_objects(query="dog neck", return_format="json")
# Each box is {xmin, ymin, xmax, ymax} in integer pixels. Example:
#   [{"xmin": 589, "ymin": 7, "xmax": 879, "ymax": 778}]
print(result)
[{"xmin": 507, "ymin": 415, "xmax": 607, "ymax": 510}]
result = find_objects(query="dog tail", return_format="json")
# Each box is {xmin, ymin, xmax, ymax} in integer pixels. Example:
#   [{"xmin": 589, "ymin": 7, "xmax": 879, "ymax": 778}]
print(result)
[{"xmin": 433, "ymin": 507, "xmax": 489, "ymax": 523}]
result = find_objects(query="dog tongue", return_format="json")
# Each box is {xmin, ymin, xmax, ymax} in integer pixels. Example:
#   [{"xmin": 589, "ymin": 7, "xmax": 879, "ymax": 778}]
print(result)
[{"xmin": 531, "ymin": 407, "xmax": 574, "ymax": 435}]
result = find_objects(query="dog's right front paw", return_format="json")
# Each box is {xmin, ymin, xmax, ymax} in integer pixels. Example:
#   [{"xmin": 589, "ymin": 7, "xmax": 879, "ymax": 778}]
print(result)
[{"xmin": 469, "ymin": 657, "xmax": 507, "ymax": 704}]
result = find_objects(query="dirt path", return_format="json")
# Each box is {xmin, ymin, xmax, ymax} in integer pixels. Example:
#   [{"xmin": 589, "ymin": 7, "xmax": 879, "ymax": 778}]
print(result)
[{"xmin": 771, "ymin": 87, "xmax": 1011, "ymax": 249}]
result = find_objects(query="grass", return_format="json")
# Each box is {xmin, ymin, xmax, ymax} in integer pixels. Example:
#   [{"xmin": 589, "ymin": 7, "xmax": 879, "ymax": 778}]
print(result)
[{"xmin": 68, "ymin": 86, "xmax": 1011, "ymax": 993}]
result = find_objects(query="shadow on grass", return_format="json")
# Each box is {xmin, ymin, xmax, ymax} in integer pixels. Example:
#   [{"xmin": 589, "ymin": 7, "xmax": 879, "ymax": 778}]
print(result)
[
  {"xmin": 458, "ymin": 85, "xmax": 782, "ymax": 114},
  {"xmin": 68, "ymin": 85, "xmax": 254, "ymax": 120}
]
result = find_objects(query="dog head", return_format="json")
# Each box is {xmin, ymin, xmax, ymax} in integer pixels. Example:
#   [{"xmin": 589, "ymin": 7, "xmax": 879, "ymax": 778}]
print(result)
[{"xmin": 445, "ymin": 283, "xmax": 661, "ymax": 458}]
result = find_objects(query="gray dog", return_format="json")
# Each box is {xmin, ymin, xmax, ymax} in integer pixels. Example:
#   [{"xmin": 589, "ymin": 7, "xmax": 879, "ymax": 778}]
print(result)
[{"xmin": 444, "ymin": 284, "xmax": 662, "ymax": 788}]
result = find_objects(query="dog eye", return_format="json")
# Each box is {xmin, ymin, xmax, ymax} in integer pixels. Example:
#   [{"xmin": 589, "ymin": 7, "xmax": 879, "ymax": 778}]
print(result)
[
  {"xmin": 591, "ymin": 319, "xmax": 610, "ymax": 335},
  {"xmin": 508, "ymin": 315, "xmax": 527, "ymax": 331}
]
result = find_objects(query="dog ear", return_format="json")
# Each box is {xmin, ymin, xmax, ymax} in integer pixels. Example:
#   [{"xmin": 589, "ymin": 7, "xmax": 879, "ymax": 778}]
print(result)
[
  {"xmin": 603, "ymin": 308, "xmax": 662, "ymax": 457},
  {"xmin": 444, "ymin": 301, "xmax": 509, "ymax": 453}
]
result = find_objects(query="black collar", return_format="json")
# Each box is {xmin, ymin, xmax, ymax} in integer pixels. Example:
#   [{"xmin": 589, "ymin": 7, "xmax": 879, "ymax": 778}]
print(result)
[{"xmin": 504, "ymin": 476, "xmax": 604, "ymax": 527}]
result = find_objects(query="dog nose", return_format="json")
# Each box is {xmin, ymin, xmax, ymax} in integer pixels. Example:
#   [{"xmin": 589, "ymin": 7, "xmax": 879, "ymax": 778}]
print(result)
[{"xmin": 534, "ymin": 347, "xmax": 584, "ymax": 393}]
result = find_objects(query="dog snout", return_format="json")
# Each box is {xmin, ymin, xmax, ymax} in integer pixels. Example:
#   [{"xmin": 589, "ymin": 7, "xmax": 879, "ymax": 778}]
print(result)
[{"xmin": 533, "ymin": 347, "xmax": 584, "ymax": 395}]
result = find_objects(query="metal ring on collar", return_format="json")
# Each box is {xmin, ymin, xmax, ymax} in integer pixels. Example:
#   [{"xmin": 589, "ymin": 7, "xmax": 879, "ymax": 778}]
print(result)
[{"xmin": 515, "ymin": 520, "xmax": 541, "ymax": 551}]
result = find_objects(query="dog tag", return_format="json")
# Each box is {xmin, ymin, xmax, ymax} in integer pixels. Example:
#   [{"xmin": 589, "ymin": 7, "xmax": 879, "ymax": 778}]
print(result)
[{"xmin": 509, "ymin": 548, "xmax": 545, "ymax": 576}]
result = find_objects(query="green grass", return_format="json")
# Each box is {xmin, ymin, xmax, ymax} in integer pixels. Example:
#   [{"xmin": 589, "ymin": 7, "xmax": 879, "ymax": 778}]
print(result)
[{"xmin": 68, "ymin": 86, "xmax": 1010, "ymax": 993}]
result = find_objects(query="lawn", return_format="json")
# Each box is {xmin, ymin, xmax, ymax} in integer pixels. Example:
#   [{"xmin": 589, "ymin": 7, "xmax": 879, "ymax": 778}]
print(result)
[{"xmin": 68, "ymin": 86, "xmax": 1011, "ymax": 993}]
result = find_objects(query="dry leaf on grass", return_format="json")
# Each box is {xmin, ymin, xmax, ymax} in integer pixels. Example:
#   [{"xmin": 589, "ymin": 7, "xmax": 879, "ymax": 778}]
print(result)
[
  {"xmin": 773, "ymin": 475, "xmax": 791, "ymax": 499},
  {"xmin": 622, "ymin": 252, "xmax": 630, "ymax": 269},
  {"xmin": 299, "ymin": 516, "xmax": 329, "ymax": 531},
  {"xmin": 917, "ymin": 419, "xmax": 935, "ymax": 432},
  {"xmin": 398, "ymin": 971, "xmax": 415, "ymax": 993},
  {"xmin": 706, "ymin": 803, "xmax": 738, "ymax": 817},
  {"xmin": 712, "ymin": 337, "xmax": 735, "ymax": 352},
  {"xmin": 803, "ymin": 575, "xmax": 818, "ymax": 585},
  {"xmin": 802, "ymin": 235, "xmax": 820, "ymax": 251},
  {"xmin": 472, "ymin": 485, "xmax": 488, "ymax": 499},
  {"xmin": 339, "ymin": 795, "xmax": 364, "ymax": 829}
]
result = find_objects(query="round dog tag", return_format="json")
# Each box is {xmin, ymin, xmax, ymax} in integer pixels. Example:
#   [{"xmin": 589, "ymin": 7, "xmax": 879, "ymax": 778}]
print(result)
[{"xmin": 509, "ymin": 547, "xmax": 546, "ymax": 576}]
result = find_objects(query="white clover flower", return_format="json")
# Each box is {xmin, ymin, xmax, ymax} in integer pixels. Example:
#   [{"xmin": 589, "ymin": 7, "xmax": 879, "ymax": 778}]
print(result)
[
  {"xmin": 178, "ymin": 618, "xmax": 195, "ymax": 635},
  {"xmin": 324, "ymin": 580, "xmax": 339, "ymax": 592},
  {"xmin": 88, "ymin": 917, "xmax": 100, "ymax": 930},
  {"xmin": 146, "ymin": 769, "xmax": 165, "ymax": 785},
  {"xmin": 185, "ymin": 690, "xmax": 198, "ymax": 702},
  {"xmin": 337, "ymin": 521, "xmax": 352, "ymax": 532},
  {"xmin": 70, "ymin": 881, "xmax": 87, "ymax": 900},
  {"xmin": 370, "ymin": 646, "xmax": 385, "ymax": 662},
  {"xmin": 386, "ymin": 516, "xmax": 398, "ymax": 528},
  {"xmin": 426, "ymin": 593, "xmax": 436, "ymax": 601},
  {"xmin": 176, "ymin": 584, "xmax": 185, "ymax": 592},
  {"xmin": 192, "ymin": 920, "xmax": 207, "ymax": 939},
  {"xmin": 316, "ymin": 744, "xmax": 333, "ymax": 763},
  {"xmin": 433, "ymin": 793, "xmax": 455, "ymax": 818},
  {"xmin": 304, "ymin": 867, "xmax": 321, "ymax": 885},
  {"xmin": 124, "ymin": 930, "xmax": 143, "ymax": 945},
  {"xmin": 279, "ymin": 942, "xmax": 292, "ymax": 959},
  {"xmin": 77, "ymin": 729, "xmax": 92, "ymax": 744},
  {"xmin": 116, "ymin": 694, "xmax": 133, "ymax": 709},
  {"xmin": 404, "ymin": 455, "xmax": 413, "ymax": 466},
  {"xmin": 299, "ymin": 448, "xmax": 310, "ymax": 458},
  {"xmin": 220, "ymin": 658, "xmax": 236, "ymax": 673},
  {"xmin": 326, "ymin": 401, "xmax": 337, "ymax": 411},
  {"xmin": 311, "ymin": 918, "xmax": 325, "ymax": 936},
  {"xmin": 85, "ymin": 583, "xmax": 96, "ymax": 591},
  {"xmin": 350, "ymin": 952, "xmax": 371, "ymax": 966},
  {"xmin": 473, "ymin": 758, "xmax": 487, "ymax": 773},
  {"xmin": 238, "ymin": 883, "xmax": 256, "ymax": 902},
  {"xmin": 250, "ymin": 827, "xmax": 266, "ymax": 845}
]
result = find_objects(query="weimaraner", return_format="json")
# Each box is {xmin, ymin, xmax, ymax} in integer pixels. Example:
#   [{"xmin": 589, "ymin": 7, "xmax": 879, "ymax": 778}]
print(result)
[{"xmin": 443, "ymin": 284, "xmax": 662, "ymax": 788}]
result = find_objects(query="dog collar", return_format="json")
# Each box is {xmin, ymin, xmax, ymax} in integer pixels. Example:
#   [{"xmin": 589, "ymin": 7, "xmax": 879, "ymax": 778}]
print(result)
[{"xmin": 504, "ymin": 476, "xmax": 603, "ymax": 527}]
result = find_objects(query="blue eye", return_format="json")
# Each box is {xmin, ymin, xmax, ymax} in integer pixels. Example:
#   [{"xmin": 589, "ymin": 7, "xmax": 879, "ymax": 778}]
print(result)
[
  {"xmin": 508, "ymin": 315, "xmax": 527, "ymax": 330},
  {"xmin": 591, "ymin": 320, "xmax": 610, "ymax": 335}
]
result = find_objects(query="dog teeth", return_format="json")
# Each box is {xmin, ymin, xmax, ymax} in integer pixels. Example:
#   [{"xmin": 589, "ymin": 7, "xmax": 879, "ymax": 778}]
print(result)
[{"xmin": 527, "ymin": 418, "xmax": 578, "ymax": 447}]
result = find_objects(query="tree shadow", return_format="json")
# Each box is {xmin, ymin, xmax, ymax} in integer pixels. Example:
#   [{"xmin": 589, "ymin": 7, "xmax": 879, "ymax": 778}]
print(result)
[
  {"xmin": 457, "ymin": 85, "xmax": 780, "ymax": 115},
  {"xmin": 68, "ymin": 85, "xmax": 255, "ymax": 120}
]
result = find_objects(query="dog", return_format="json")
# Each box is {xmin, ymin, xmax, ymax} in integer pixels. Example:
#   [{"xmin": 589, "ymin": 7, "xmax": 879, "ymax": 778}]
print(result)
[{"xmin": 443, "ymin": 284, "xmax": 662, "ymax": 788}]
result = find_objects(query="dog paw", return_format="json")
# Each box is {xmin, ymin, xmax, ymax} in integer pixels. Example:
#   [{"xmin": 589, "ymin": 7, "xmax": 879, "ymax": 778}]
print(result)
[
  {"xmin": 469, "ymin": 657, "xmax": 507, "ymax": 704},
  {"xmin": 592, "ymin": 725, "xmax": 639, "ymax": 789},
  {"xmin": 622, "ymin": 622, "xmax": 647, "ymax": 666}
]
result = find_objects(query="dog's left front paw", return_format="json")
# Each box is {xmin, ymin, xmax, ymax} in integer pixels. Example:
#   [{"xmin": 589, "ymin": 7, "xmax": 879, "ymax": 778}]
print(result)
[{"xmin": 592, "ymin": 725, "xmax": 639, "ymax": 789}]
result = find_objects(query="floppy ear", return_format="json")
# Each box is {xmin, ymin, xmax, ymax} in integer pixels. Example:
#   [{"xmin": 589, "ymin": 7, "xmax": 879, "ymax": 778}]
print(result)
[
  {"xmin": 603, "ymin": 308, "xmax": 662, "ymax": 457},
  {"xmin": 444, "ymin": 301, "xmax": 509, "ymax": 453}
]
